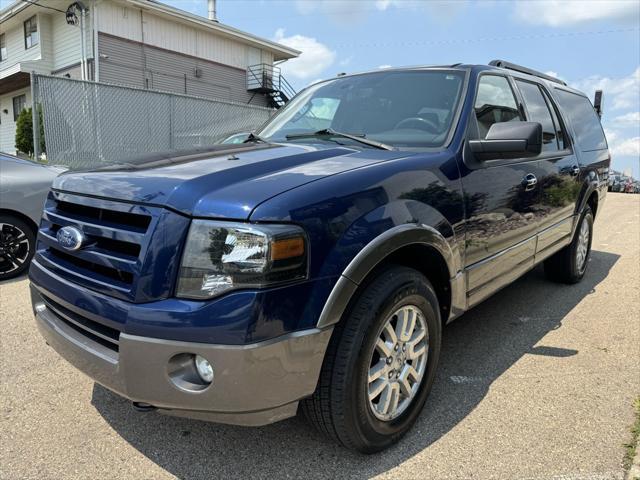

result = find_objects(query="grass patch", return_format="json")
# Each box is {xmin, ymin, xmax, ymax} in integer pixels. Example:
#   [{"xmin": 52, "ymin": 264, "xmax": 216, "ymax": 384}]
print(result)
[{"xmin": 623, "ymin": 397, "xmax": 640, "ymax": 472}]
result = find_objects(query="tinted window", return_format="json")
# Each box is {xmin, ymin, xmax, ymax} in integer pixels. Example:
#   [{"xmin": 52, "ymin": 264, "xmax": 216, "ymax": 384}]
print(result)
[
  {"xmin": 260, "ymin": 70, "xmax": 466, "ymax": 148},
  {"xmin": 554, "ymin": 89, "xmax": 607, "ymax": 151},
  {"xmin": 474, "ymin": 75, "xmax": 521, "ymax": 139},
  {"xmin": 516, "ymin": 80, "xmax": 558, "ymax": 151},
  {"xmin": 541, "ymin": 88, "xmax": 568, "ymax": 150}
]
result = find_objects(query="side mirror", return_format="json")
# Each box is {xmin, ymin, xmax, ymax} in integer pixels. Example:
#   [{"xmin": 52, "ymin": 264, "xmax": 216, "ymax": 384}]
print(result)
[
  {"xmin": 469, "ymin": 122, "xmax": 542, "ymax": 161},
  {"xmin": 594, "ymin": 90, "xmax": 603, "ymax": 118}
]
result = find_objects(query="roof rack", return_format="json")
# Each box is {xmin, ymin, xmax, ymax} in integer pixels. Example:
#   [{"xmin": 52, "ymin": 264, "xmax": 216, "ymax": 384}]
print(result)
[{"xmin": 488, "ymin": 60, "xmax": 567, "ymax": 86}]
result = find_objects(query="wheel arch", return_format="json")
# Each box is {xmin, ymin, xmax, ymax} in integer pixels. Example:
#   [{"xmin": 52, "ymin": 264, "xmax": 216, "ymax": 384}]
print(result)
[
  {"xmin": 585, "ymin": 190, "xmax": 599, "ymax": 218},
  {"xmin": 317, "ymin": 224, "xmax": 464, "ymax": 329},
  {"xmin": 0, "ymin": 209, "xmax": 39, "ymax": 234}
]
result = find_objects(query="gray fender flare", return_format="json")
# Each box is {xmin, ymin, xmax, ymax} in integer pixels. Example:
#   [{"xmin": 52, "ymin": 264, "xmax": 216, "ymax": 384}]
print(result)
[{"xmin": 316, "ymin": 223, "xmax": 462, "ymax": 328}]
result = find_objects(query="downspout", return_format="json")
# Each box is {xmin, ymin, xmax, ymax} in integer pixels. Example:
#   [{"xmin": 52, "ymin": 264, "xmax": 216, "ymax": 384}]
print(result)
[
  {"xmin": 79, "ymin": 11, "xmax": 86, "ymax": 79},
  {"xmin": 66, "ymin": 2, "xmax": 89, "ymax": 80},
  {"xmin": 92, "ymin": 0, "xmax": 99, "ymax": 81},
  {"xmin": 140, "ymin": 9, "xmax": 148, "ymax": 88}
]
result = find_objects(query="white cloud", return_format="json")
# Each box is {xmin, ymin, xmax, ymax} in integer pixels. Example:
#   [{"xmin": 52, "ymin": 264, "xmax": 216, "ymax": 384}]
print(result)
[
  {"xmin": 378, "ymin": 65, "xmax": 393, "ymax": 69},
  {"xmin": 513, "ymin": 0, "xmax": 639, "ymax": 26},
  {"xmin": 605, "ymin": 129, "xmax": 640, "ymax": 159},
  {"xmin": 375, "ymin": 0, "xmax": 467, "ymax": 21},
  {"xmin": 294, "ymin": 0, "xmax": 372, "ymax": 24},
  {"xmin": 610, "ymin": 137, "xmax": 640, "ymax": 156},
  {"xmin": 273, "ymin": 29, "xmax": 336, "ymax": 80},
  {"xmin": 571, "ymin": 67, "xmax": 640, "ymax": 111},
  {"xmin": 612, "ymin": 112, "xmax": 640, "ymax": 124}
]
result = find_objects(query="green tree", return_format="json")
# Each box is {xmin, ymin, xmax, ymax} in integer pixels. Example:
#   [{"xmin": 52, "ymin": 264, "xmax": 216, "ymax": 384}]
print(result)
[{"xmin": 14, "ymin": 106, "xmax": 45, "ymax": 158}]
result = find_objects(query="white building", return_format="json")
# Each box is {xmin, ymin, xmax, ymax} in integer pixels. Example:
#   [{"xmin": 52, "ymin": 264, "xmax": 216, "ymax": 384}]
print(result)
[{"xmin": 0, "ymin": 0, "xmax": 299, "ymax": 154}]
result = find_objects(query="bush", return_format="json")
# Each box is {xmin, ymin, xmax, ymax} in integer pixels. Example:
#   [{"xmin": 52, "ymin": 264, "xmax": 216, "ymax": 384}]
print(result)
[{"xmin": 14, "ymin": 106, "xmax": 46, "ymax": 157}]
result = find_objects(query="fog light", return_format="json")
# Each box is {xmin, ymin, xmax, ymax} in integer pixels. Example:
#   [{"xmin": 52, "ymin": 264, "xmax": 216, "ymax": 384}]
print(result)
[
  {"xmin": 34, "ymin": 302, "xmax": 46, "ymax": 313},
  {"xmin": 194, "ymin": 355, "xmax": 214, "ymax": 384}
]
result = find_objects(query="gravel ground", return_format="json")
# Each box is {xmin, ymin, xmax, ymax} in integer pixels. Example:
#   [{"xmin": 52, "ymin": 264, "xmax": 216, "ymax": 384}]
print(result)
[{"xmin": 1, "ymin": 192, "xmax": 639, "ymax": 480}]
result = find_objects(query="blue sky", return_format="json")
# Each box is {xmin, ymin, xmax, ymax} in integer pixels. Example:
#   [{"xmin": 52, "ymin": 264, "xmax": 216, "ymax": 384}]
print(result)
[{"xmin": 165, "ymin": 0, "xmax": 640, "ymax": 178}]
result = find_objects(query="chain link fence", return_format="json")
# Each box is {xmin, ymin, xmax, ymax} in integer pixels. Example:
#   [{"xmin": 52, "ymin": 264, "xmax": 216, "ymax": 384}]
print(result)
[{"xmin": 32, "ymin": 74, "xmax": 275, "ymax": 170}]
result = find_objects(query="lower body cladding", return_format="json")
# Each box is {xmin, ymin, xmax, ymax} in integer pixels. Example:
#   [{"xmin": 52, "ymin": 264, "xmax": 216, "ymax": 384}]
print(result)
[{"xmin": 31, "ymin": 286, "xmax": 333, "ymax": 426}]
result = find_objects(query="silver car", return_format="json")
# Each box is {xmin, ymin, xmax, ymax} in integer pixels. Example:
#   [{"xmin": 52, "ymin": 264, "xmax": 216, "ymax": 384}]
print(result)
[{"xmin": 0, "ymin": 153, "xmax": 62, "ymax": 280}]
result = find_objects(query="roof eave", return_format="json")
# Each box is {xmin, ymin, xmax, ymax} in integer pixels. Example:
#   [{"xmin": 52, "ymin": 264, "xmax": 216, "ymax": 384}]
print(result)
[{"xmin": 0, "ymin": 0, "xmax": 30, "ymax": 23}]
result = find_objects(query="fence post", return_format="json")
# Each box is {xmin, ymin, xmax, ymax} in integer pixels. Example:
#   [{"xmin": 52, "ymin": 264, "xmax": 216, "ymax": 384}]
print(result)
[
  {"xmin": 31, "ymin": 72, "xmax": 42, "ymax": 161},
  {"xmin": 169, "ymin": 94, "xmax": 174, "ymax": 151}
]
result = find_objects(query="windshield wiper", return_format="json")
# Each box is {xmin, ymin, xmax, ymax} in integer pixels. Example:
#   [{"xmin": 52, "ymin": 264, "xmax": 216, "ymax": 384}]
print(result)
[
  {"xmin": 243, "ymin": 132, "xmax": 270, "ymax": 144},
  {"xmin": 286, "ymin": 128, "xmax": 395, "ymax": 151}
]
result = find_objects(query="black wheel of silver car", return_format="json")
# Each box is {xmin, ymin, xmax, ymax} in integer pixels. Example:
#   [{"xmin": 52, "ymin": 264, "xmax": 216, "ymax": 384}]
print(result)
[
  {"xmin": 302, "ymin": 265, "xmax": 441, "ymax": 453},
  {"xmin": 544, "ymin": 206, "xmax": 593, "ymax": 284},
  {"xmin": 0, "ymin": 215, "xmax": 36, "ymax": 281}
]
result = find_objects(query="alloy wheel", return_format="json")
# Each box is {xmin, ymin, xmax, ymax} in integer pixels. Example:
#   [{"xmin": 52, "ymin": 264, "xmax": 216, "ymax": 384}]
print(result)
[
  {"xmin": 367, "ymin": 305, "xmax": 429, "ymax": 421},
  {"xmin": 0, "ymin": 223, "xmax": 30, "ymax": 276},
  {"xmin": 575, "ymin": 219, "xmax": 590, "ymax": 272}
]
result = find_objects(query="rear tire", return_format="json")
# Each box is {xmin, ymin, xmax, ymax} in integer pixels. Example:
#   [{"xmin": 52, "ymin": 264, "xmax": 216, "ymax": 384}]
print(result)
[
  {"xmin": 0, "ymin": 214, "xmax": 36, "ymax": 281},
  {"xmin": 302, "ymin": 265, "xmax": 442, "ymax": 453},
  {"xmin": 544, "ymin": 207, "xmax": 593, "ymax": 284}
]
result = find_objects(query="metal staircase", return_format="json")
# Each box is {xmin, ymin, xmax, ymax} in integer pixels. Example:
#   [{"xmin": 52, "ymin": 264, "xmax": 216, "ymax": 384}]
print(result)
[{"xmin": 247, "ymin": 64, "xmax": 296, "ymax": 109}]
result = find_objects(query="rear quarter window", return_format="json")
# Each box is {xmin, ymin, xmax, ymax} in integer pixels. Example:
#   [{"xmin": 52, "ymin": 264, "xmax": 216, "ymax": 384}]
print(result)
[{"xmin": 554, "ymin": 89, "xmax": 607, "ymax": 152}]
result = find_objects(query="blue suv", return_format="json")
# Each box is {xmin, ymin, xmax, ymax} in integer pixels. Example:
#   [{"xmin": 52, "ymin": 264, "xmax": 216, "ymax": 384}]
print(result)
[{"xmin": 30, "ymin": 61, "xmax": 610, "ymax": 452}]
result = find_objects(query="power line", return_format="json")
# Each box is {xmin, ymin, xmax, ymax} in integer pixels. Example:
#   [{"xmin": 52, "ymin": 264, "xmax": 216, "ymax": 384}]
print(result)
[
  {"xmin": 19, "ymin": 0, "xmax": 67, "ymax": 14},
  {"xmin": 329, "ymin": 27, "xmax": 640, "ymax": 49}
]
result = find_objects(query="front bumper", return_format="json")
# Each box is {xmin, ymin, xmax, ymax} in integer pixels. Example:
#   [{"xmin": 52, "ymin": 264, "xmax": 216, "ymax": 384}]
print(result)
[{"xmin": 32, "ymin": 286, "xmax": 333, "ymax": 426}]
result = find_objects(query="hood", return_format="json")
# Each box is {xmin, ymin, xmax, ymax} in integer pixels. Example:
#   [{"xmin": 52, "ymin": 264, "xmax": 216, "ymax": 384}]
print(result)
[{"xmin": 53, "ymin": 143, "xmax": 409, "ymax": 219}]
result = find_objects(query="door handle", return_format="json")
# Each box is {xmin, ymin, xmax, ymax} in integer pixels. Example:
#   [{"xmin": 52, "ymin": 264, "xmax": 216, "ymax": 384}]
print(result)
[{"xmin": 522, "ymin": 173, "xmax": 537, "ymax": 191}]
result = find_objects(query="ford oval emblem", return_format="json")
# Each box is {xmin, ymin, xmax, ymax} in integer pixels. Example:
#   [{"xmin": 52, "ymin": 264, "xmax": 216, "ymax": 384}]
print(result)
[{"xmin": 56, "ymin": 226, "xmax": 85, "ymax": 251}]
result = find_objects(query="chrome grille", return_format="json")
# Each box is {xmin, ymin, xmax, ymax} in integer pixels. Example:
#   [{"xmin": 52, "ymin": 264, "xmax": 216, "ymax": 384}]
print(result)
[{"xmin": 36, "ymin": 191, "xmax": 157, "ymax": 301}]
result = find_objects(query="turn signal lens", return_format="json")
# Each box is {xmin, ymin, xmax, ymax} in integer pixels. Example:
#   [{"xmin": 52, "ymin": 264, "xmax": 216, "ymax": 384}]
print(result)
[{"xmin": 271, "ymin": 237, "xmax": 305, "ymax": 261}]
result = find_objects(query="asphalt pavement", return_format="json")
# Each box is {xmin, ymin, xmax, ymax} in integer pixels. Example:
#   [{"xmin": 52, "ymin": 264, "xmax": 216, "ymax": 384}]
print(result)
[{"xmin": 1, "ymin": 192, "xmax": 639, "ymax": 480}]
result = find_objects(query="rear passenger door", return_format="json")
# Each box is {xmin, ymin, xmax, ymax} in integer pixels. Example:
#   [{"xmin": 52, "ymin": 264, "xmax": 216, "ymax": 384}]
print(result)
[{"xmin": 514, "ymin": 79, "xmax": 580, "ymax": 258}]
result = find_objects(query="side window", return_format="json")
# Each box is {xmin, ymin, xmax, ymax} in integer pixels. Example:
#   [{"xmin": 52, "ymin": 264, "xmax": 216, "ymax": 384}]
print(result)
[
  {"xmin": 24, "ymin": 16, "xmax": 39, "ymax": 49},
  {"xmin": 474, "ymin": 75, "xmax": 522, "ymax": 139},
  {"xmin": 12, "ymin": 94, "xmax": 26, "ymax": 121},
  {"xmin": 516, "ymin": 80, "xmax": 559, "ymax": 152},
  {"xmin": 554, "ymin": 89, "xmax": 607, "ymax": 152},
  {"xmin": 0, "ymin": 34, "xmax": 7, "ymax": 61},
  {"xmin": 541, "ymin": 88, "xmax": 568, "ymax": 150}
]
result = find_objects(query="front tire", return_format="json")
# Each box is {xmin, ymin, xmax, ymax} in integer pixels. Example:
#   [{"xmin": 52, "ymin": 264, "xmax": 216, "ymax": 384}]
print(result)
[
  {"xmin": 544, "ymin": 206, "xmax": 593, "ymax": 284},
  {"xmin": 302, "ymin": 265, "xmax": 442, "ymax": 453},
  {"xmin": 0, "ymin": 214, "xmax": 36, "ymax": 281}
]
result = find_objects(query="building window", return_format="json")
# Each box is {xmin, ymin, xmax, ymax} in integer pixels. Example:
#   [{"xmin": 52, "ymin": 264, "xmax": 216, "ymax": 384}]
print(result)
[
  {"xmin": 24, "ymin": 16, "xmax": 39, "ymax": 49},
  {"xmin": 13, "ymin": 95, "xmax": 27, "ymax": 121},
  {"xmin": 0, "ymin": 34, "xmax": 6, "ymax": 61}
]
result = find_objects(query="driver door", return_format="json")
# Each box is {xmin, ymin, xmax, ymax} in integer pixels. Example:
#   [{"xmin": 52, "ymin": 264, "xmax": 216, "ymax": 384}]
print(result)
[{"xmin": 460, "ymin": 73, "xmax": 546, "ymax": 307}]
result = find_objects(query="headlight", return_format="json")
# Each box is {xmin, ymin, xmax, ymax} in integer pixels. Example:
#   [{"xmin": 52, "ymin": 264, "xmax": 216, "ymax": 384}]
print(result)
[{"xmin": 176, "ymin": 220, "xmax": 308, "ymax": 299}]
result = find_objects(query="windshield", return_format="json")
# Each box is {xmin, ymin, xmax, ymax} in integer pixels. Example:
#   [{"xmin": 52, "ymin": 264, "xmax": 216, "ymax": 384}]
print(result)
[{"xmin": 259, "ymin": 69, "xmax": 466, "ymax": 149}]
